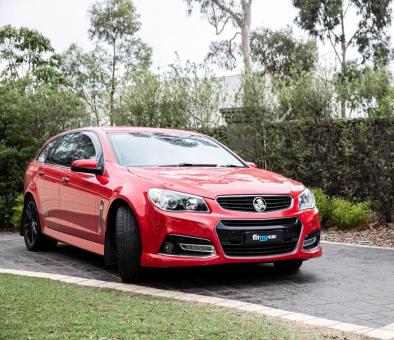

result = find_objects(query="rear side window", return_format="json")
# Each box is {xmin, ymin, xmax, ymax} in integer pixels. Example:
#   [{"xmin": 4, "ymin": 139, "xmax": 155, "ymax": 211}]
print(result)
[
  {"xmin": 48, "ymin": 133, "xmax": 79, "ymax": 167},
  {"xmin": 36, "ymin": 139, "xmax": 58, "ymax": 163}
]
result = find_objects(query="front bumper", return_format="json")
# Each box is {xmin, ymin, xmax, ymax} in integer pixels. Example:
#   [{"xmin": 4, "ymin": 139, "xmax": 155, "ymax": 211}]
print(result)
[{"xmin": 138, "ymin": 197, "xmax": 322, "ymax": 268}]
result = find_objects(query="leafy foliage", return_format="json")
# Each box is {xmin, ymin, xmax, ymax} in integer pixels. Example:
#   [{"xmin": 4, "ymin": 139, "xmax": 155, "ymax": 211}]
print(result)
[
  {"xmin": 63, "ymin": 0, "xmax": 152, "ymax": 125},
  {"xmin": 331, "ymin": 198, "xmax": 374, "ymax": 229},
  {"xmin": 335, "ymin": 64, "xmax": 394, "ymax": 118},
  {"xmin": 0, "ymin": 80, "xmax": 88, "ymax": 227},
  {"xmin": 184, "ymin": 0, "xmax": 253, "ymax": 75},
  {"xmin": 217, "ymin": 116, "xmax": 394, "ymax": 222},
  {"xmin": 311, "ymin": 188, "xmax": 331, "ymax": 225},
  {"xmin": 11, "ymin": 194, "xmax": 24, "ymax": 230},
  {"xmin": 293, "ymin": 0, "xmax": 392, "ymax": 66},
  {"xmin": 114, "ymin": 62, "xmax": 225, "ymax": 130},
  {"xmin": 251, "ymin": 27, "xmax": 318, "ymax": 78},
  {"xmin": 0, "ymin": 24, "xmax": 88, "ymax": 227},
  {"xmin": 0, "ymin": 25, "xmax": 64, "ymax": 85},
  {"xmin": 275, "ymin": 70, "xmax": 334, "ymax": 120}
]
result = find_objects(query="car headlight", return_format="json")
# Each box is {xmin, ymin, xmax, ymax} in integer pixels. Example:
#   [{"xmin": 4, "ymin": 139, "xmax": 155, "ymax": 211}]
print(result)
[
  {"xmin": 148, "ymin": 188, "xmax": 209, "ymax": 212},
  {"xmin": 298, "ymin": 188, "xmax": 315, "ymax": 210}
]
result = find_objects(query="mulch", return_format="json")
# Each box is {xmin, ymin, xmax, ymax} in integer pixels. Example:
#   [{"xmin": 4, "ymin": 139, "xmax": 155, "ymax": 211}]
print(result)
[{"xmin": 321, "ymin": 223, "xmax": 394, "ymax": 248}]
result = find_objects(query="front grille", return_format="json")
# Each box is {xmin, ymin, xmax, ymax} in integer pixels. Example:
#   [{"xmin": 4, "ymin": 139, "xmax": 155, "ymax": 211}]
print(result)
[
  {"xmin": 216, "ymin": 217, "xmax": 301, "ymax": 257},
  {"xmin": 216, "ymin": 195, "xmax": 292, "ymax": 213}
]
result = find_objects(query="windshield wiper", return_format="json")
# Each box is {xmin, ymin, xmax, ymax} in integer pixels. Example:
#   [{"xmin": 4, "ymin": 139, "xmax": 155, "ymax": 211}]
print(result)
[
  {"xmin": 159, "ymin": 163, "xmax": 218, "ymax": 167},
  {"xmin": 158, "ymin": 163, "xmax": 244, "ymax": 168},
  {"xmin": 218, "ymin": 164, "xmax": 244, "ymax": 168}
]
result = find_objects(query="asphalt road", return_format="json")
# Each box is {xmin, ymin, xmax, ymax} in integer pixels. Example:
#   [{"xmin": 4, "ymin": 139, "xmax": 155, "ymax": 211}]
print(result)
[{"xmin": 0, "ymin": 233, "xmax": 393, "ymax": 328}]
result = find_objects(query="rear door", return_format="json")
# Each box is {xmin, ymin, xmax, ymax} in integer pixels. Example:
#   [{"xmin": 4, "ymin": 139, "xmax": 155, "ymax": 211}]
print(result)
[
  {"xmin": 34, "ymin": 138, "xmax": 62, "ymax": 231},
  {"xmin": 59, "ymin": 132, "xmax": 104, "ymax": 243}
]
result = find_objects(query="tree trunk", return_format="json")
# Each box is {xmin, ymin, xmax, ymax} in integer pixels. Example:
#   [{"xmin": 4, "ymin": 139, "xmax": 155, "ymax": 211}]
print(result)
[
  {"xmin": 240, "ymin": 0, "xmax": 253, "ymax": 106},
  {"xmin": 241, "ymin": 0, "xmax": 252, "ymax": 76},
  {"xmin": 109, "ymin": 39, "xmax": 117, "ymax": 126},
  {"xmin": 340, "ymin": 1, "xmax": 347, "ymax": 119}
]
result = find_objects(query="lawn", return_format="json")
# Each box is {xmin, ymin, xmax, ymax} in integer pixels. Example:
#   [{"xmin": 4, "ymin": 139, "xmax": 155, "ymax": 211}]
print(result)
[{"xmin": 0, "ymin": 274, "xmax": 344, "ymax": 339}]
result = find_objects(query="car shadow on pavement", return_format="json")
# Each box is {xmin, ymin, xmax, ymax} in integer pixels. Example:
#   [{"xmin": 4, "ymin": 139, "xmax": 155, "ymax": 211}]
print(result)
[{"xmin": 53, "ymin": 243, "xmax": 320, "ymax": 292}]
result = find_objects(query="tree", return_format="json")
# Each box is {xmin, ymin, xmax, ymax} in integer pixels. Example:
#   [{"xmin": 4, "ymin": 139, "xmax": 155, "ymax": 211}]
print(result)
[
  {"xmin": 293, "ymin": 0, "xmax": 392, "ymax": 68},
  {"xmin": 0, "ymin": 80, "xmax": 87, "ymax": 227},
  {"xmin": 87, "ymin": 0, "xmax": 152, "ymax": 125},
  {"xmin": 185, "ymin": 0, "xmax": 253, "ymax": 75},
  {"xmin": 115, "ymin": 62, "xmax": 225, "ymax": 130},
  {"xmin": 0, "ymin": 26, "xmax": 88, "ymax": 227},
  {"xmin": 62, "ymin": 44, "xmax": 108, "ymax": 126},
  {"xmin": 0, "ymin": 25, "xmax": 64, "ymax": 85},
  {"xmin": 276, "ymin": 70, "xmax": 334, "ymax": 120},
  {"xmin": 335, "ymin": 64, "xmax": 394, "ymax": 118},
  {"xmin": 292, "ymin": 0, "xmax": 392, "ymax": 117},
  {"xmin": 250, "ymin": 27, "xmax": 318, "ymax": 79}
]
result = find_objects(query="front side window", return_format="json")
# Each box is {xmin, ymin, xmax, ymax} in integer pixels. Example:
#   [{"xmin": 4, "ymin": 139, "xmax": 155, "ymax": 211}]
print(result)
[
  {"xmin": 48, "ymin": 133, "xmax": 79, "ymax": 167},
  {"xmin": 36, "ymin": 139, "xmax": 58, "ymax": 163},
  {"xmin": 73, "ymin": 134, "xmax": 97, "ymax": 161},
  {"xmin": 109, "ymin": 133, "xmax": 245, "ymax": 167}
]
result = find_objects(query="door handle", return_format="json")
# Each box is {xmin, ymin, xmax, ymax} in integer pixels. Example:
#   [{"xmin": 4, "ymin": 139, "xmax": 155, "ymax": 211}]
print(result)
[
  {"xmin": 62, "ymin": 177, "xmax": 70, "ymax": 183},
  {"xmin": 38, "ymin": 171, "xmax": 45, "ymax": 176}
]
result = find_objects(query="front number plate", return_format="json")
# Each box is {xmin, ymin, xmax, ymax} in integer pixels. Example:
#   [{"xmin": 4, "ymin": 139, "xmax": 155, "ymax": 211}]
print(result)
[{"xmin": 245, "ymin": 230, "xmax": 284, "ymax": 245}]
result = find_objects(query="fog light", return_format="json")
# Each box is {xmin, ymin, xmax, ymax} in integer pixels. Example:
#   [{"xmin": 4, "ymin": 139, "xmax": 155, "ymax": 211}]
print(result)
[
  {"xmin": 303, "ymin": 237, "xmax": 317, "ymax": 248},
  {"xmin": 303, "ymin": 229, "xmax": 320, "ymax": 250},
  {"xmin": 179, "ymin": 243, "xmax": 216, "ymax": 254},
  {"xmin": 162, "ymin": 241, "xmax": 175, "ymax": 254}
]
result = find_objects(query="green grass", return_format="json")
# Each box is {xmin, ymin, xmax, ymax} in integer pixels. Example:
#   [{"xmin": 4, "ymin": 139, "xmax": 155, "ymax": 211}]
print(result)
[{"xmin": 0, "ymin": 274, "xmax": 337, "ymax": 340}]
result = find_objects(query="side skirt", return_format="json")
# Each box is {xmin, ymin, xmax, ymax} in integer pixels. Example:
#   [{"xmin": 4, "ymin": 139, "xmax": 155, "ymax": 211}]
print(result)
[{"xmin": 44, "ymin": 227, "xmax": 104, "ymax": 256}]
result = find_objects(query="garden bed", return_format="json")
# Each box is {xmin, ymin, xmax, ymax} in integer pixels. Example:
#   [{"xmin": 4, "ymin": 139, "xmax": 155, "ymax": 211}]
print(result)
[{"xmin": 322, "ymin": 223, "xmax": 394, "ymax": 248}]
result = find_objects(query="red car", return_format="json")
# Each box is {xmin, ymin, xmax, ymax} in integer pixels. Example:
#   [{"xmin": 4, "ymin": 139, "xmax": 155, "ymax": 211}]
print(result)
[{"xmin": 22, "ymin": 127, "xmax": 322, "ymax": 282}]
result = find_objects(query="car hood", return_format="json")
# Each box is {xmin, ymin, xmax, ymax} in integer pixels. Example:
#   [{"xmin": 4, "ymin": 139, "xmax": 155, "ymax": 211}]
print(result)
[{"xmin": 128, "ymin": 167, "xmax": 305, "ymax": 199}]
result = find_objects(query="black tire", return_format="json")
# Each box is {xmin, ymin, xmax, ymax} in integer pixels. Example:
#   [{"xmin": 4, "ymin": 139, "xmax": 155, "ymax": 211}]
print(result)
[
  {"xmin": 115, "ymin": 205, "xmax": 144, "ymax": 282},
  {"xmin": 22, "ymin": 197, "xmax": 58, "ymax": 251},
  {"xmin": 273, "ymin": 259, "xmax": 303, "ymax": 272}
]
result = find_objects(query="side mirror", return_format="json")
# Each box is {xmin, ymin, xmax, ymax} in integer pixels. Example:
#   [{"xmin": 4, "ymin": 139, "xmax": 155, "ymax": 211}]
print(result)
[
  {"xmin": 71, "ymin": 159, "xmax": 102, "ymax": 175},
  {"xmin": 245, "ymin": 161, "xmax": 257, "ymax": 168}
]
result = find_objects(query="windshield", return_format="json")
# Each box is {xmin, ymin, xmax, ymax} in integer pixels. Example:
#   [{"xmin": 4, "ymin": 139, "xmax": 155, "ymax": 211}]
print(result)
[{"xmin": 109, "ymin": 133, "xmax": 245, "ymax": 167}]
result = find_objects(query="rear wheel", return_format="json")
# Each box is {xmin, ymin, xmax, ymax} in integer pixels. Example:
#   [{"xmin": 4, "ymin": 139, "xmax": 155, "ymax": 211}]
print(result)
[
  {"xmin": 273, "ymin": 259, "xmax": 303, "ymax": 272},
  {"xmin": 22, "ymin": 197, "xmax": 57, "ymax": 251},
  {"xmin": 115, "ymin": 205, "xmax": 144, "ymax": 282}
]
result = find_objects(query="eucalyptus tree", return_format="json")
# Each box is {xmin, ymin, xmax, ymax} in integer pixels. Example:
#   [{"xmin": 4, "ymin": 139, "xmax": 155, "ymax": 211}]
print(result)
[
  {"xmin": 185, "ymin": 0, "xmax": 253, "ymax": 76},
  {"xmin": 64, "ymin": 0, "xmax": 151, "ymax": 125},
  {"xmin": 292, "ymin": 0, "xmax": 392, "ymax": 117},
  {"xmin": 293, "ymin": 0, "xmax": 392, "ymax": 69},
  {"xmin": 250, "ymin": 27, "xmax": 318, "ymax": 79},
  {"xmin": 0, "ymin": 25, "xmax": 64, "ymax": 85}
]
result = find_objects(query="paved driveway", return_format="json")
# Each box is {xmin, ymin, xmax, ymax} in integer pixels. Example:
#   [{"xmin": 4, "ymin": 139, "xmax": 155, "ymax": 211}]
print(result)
[{"xmin": 0, "ymin": 233, "xmax": 393, "ymax": 328}]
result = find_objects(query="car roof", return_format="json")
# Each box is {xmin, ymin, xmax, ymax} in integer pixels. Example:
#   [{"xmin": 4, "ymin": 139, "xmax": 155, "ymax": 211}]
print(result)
[{"xmin": 70, "ymin": 126, "xmax": 204, "ymax": 136}]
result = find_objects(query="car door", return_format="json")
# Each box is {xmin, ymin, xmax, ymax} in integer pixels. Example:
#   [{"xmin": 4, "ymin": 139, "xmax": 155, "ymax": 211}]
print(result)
[
  {"xmin": 34, "ymin": 137, "xmax": 63, "ymax": 231},
  {"xmin": 59, "ymin": 132, "xmax": 104, "ymax": 243},
  {"xmin": 44, "ymin": 133, "xmax": 80, "ymax": 234}
]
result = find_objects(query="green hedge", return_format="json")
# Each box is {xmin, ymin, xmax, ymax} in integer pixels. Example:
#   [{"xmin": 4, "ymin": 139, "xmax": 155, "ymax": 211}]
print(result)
[{"xmin": 212, "ymin": 116, "xmax": 393, "ymax": 222}]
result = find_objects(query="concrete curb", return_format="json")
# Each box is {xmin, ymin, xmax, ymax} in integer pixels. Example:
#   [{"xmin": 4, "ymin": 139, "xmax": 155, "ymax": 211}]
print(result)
[
  {"xmin": 1, "ymin": 268, "xmax": 393, "ymax": 339},
  {"xmin": 321, "ymin": 240, "xmax": 394, "ymax": 251}
]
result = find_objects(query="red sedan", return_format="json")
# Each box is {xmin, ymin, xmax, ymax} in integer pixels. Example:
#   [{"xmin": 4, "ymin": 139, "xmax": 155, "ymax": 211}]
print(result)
[{"xmin": 22, "ymin": 127, "xmax": 322, "ymax": 282}]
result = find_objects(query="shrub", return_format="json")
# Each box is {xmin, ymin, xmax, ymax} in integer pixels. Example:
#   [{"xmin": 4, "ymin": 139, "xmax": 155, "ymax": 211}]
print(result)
[
  {"xmin": 311, "ymin": 188, "xmax": 331, "ymax": 225},
  {"xmin": 10, "ymin": 194, "xmax": 24, "ymax": 231},
  {"xmin": 215, "ymin": 116, "xmax": 393, "ymax": 222},
  {"xmin": 330, "ymin": 198, "xmax": 374, "ymax": 229}
]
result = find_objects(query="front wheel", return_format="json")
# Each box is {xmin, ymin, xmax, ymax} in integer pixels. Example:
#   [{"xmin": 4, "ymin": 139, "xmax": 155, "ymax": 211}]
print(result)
[
  {"xmin": 273, "ymin": 259, "xmax": 303, "ymax": 272},
  {"xmin": 22, "ymin": 197, "xmax": 57, "ymax": 251},
  {"xmin": 115, "ymin": 205, "xmax": 145, "ymax": 282}
]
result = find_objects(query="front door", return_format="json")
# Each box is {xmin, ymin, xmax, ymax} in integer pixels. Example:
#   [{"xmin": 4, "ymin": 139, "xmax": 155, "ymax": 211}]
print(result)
[{"xmin": 59, "ymin": 132, "xmax": 103, "ymax": 243}]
